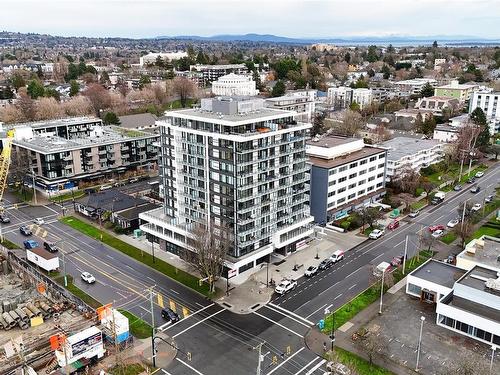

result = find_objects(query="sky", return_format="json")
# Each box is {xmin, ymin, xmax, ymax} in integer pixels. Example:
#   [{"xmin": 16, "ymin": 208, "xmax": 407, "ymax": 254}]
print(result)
[{"xmin": 1, "ymin": 0, "xmax": 499, "ymax": 39}]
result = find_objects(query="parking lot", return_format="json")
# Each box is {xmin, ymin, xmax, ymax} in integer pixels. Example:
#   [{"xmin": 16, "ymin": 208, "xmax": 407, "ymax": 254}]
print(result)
[{"xmin": 357, "ymin": 293, "xmax": 500, "ymax": 374}]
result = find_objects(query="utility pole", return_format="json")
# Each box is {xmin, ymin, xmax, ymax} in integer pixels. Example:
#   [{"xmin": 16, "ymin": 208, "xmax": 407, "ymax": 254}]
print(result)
[
  {"xmin": 415, "ymin": 316, "xmax": 425, "ymax": 371},
  {"xmin": 111, "ymin": 304, "xmax": 120, "ymax": 372},
  {"xmin": 403, "ymin": 235, "xmax": 408, "ymax": 275},
  {"xmin": 31, "ymin": 168, "xmax": 37, "ymax": 205},
  {"xmin": 150, "ymin": 287, "xmax": 156, "ymax": 368},
  {"xmin": 379, "ymin": 268, "xmax": 385, "ymax": 315},
  {"xmin": 18, "ymin": 342, "xmax": 26, "ymax": 375},
  {"xmin": 254, "ymin": 342, "xmax": 268, "ymax": 375},
  {"xmin": 151, "ymin": 238, "xmax": 156, "ymax": 264}
]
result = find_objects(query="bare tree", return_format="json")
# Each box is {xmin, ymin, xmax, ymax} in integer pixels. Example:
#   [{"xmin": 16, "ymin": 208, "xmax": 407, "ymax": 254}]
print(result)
[
  {"xmin": 16, "ymin": 90, "xmax": 36, "ymax": 121},
  {"xmin": 185, "ymin": 220, "xmax": 232, "ymax": 293},
  {"xmin": 453, "ymin": 201, "xmax": 478, "ymax": 248},
  {"xmin": 334, "ymin": 109, "xmax": 364, "ymax": 137},
  {"xmin": 35, "ymin": 97, "xmax": 64, "ymax": 120},
  {"xmin": 173, "ymin": 77, "xmax": 196, "ymax": 108},
  {"xmin": 0, "ymin": 104, "xmax": 24, "ymax": 123},
  {"xmin": 82, "ymin": 83, "xmax": 111, "ymax": 116},
  {"xmin": 390, "ymin": 166, "xmax": 419, "ymax": 194},
  {"xmin": 452, "ymin": 121, "xmax": 482, "ymax": 162},
  {"xmin": 419, "ymin": 176, "xmax": 437, "ymax": 202},
  {"xmin": 62, "ymin": 96, "xmax": 93, "ymax": 116},
  {"xmin": 9, "ymin": 146, "xmax": 31, "ymax": 185}
]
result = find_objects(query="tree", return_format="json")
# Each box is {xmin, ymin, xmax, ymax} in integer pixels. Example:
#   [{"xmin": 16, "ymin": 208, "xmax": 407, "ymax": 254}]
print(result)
[
  {"xmin": 103, "ymin": 111, "xmax": 121, "ymax": 125},
  {"xmin": 65, "ymin": 62, "xmax": 79, "ymax": 81},
  {"xmin": 252, "ymin": 69, "xmax": 263, "ymax": 92},
  {"xmin": 470, "ymin": 107, "xmax": 487, "ymax": 126},
  {"xmin": 454, "ymin": 201, "xmax": 478, "ymax": 248},
  {"xmin": 185, "ymin": 220, "xmax": 232, "ymax": 293},
  {"xmin": 419, "ymin": 114, "xmax": 436, "ymax": 135},
  {"xmin": 366, "ymin": 45, "xmax": 379, "ymax": 63},
  {"xmin": 311, "ymin": 112, "xmax": 327, "ymax": 137},
  {"xmin": 35, "ymin": 97, "xmax": 64, "ymax": 120},
  {"xmin": 11, "ymin": 72, "xmax": 26, "ymax": 90},
  {"xmin": 82, "ymin": 83, "xmax": 111, "ymax": 116},
  {"xmin": 172, "ymin": 77, "xmax": 196, "ymax": 108},
  {"xmin": 381, "ymin": 64, "xmax": 391, "ymax": 79},
  {"xmin": 419, "ymin": 176, "xmax": 437, "ymax": 202},
  {"xmin": 390, "ymin": 166, "xmax": 420, "ymax": 194},
  {"xmin": 69, "ymin": 80, "xmax": 80, "ymax": 96},
  {"xmin": 99, "ymin": 71, "xmax": 110, "ymax": 85},
  {"xmin": 271, "ymin": 80, "xmax": 286, "ymax": 97},
  {"xmin": 420, "ymin": 82, "xmax": 434, "ymax": 97},
  {"xmin": 349, "ymin": 101, "xmax": 361, "ymax": 111},
  {"xmin": 139, "ymin": 74, "xmax": 152, "ymax": 90},
  {"xmin": 336, "ymin": 110, "xmax": 364, "ymax": 136},
  {"xmin": 44, "ymin": 88, "xmax": 61, "ymax": 101},
  {"xmin": 359, "ymin": 207, "xmax": 383, "ymax": 230},
  {"xmin": 62, "ymin": 96, "xmax": 93, "ymax": 116},
  {"xmin": 27, "ymin": 79, "xmax": 45, "ymax": 99},
  {"xmin": 0, "ymin": 104, "xmax": 24, "ymax": 123},
  {"xmin": 432, "ymin": 40, "xmax": 438, "ymax": 48},
  {"xmin": 16, "ymin": 91, "xmax": 36, "ymax": 121},
  {"xmin": 485, "ymin": 143, "xmax": 500, "ymax": 159}
]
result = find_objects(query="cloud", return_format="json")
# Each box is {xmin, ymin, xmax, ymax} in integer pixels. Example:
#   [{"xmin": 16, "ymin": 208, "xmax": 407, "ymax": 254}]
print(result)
[{"xmin": 0, "ymin": 0, "xmax": 498, "ymax": 38}]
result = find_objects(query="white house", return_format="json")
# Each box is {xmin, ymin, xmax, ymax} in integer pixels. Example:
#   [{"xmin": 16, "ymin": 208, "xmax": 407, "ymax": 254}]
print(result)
[{"xmin": 211, "ymin": 73, "xmax": 258, "ymax": 96}]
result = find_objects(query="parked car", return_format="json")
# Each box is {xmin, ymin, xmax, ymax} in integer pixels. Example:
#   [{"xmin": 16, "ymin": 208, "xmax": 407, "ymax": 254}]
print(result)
[
  {"xmin": 330, "ymin": 250, "xmax": 345, "ymax": 263},
  {"xmin": 429, "ymin": 224, "xmax": 445, "ymax": 232},
  {"xmin": 369, "ymin": 229, "xmax": 385, "ymax": 239},
  {"xmin": 475, "ymin": 171, "xmax": 484, "ymax": 178},
  {"xmin": 431, "ymin": 197, "xmax": 444, "ymax": 205},
  {"xmin": 373, "ymin": 262, "xmax": 392, "ymax": 277},
  {"xmin": 485, "ymin": 194, "xmax": 494, "ymax": 203},
  {"xmin": 128, "ymin": 177, "xmax": 139, "ymax": 184},
  {"xmin": 81, "ymin": 272, "xmax": 96, "ymax": 284},
  {"xmin": 408, "ymin": 210, "xmax": 420, "ymax": 218},
  {"xmin": 23, "ymin": 240, "xmax": 39, "ymax": 249},
  {"xmin": 387, "ymin": 220, "xmax": 400, "ymax": 230},
  {"xmin": 467, "ymin": 177, "xmax": 476, "ymax": 184},
  {"xmin": 470, "ymin": 185, "xmax": 481, "ymax": 193},
  {"xmin": 0, "ymin": 214, "xmax": 10, "ymax": 223},
  {"xmin": 33, "ymin": 218, "xmax": 45, "ymax": 225},
  {"xmin": 471, "ymin": 203, "xmax": 482, "ymax": 212},
  {"xmin": 447, "ymin": 219, "xmax": 460, "ymax": 228},
  {"xmin": 43, "ymin": 242, "xmax": 59, "ymax": 253},
  {"xmin": 453, "ymin": 184, "xmax": 462, "ymax": 191},
  {"xmin": 274, "ymin": 279, "xmax": 297, "ymax": 295},
  {"xmin": 161, "ymin": 307, "xmax": 180, "ymax": 323},
  {"xmin": 390, "ymin": 255, "xmax": 404, "ymax": 267},
  {"xmin": 19, "ymin": 226, "xmax": 32, "ymax": 236},
  {"xmin": 304, "ymin": 266, "xmax": 318, "ymax": 277},
  {"xmin": 319, "ymin": 258, "xmax": 333, "ymax": 270},
  {"xmin": 432, "ymin": 229, "xmax": 445, "ymax": 238}
]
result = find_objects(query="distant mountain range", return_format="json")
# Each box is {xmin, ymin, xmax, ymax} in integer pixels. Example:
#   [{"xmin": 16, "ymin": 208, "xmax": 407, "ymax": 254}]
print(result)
[{"xmin": 156, "ymin": 33, "xmax": 500, "ymax": 45}]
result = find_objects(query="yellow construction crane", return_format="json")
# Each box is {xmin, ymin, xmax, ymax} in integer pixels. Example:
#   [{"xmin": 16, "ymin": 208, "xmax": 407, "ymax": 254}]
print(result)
[{"xmin": 0, "ymin": 129, "xmax": 14, "ymax": 213}]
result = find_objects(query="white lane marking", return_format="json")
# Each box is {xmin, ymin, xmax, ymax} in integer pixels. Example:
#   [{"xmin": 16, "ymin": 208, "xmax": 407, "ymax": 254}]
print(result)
[
  {"xmin": 318, "ymin": 267, "xmax": 363, "ymax": 297},
  {"xmin": 161, "ymin": 369, "xmax": 173, "ymax": 375},
  {"xmin": 263, "ymin": 305, "xmax": 311, "ymax": 328},
  {"xmin": 195, "ymin": 302, "xmax": 205, "ymax": 308},
  {"xmin": 253, "ymin": 311, "xmax": 304, "ymax": 338},
  {"xmin": 334, "ymin": 293, "xmax": 343, "ymax": 300},
  {"xmin": 305, "ymin": 303, "xmax": 328, "ymax": 319},
  {"xmin": 176, "ymin": 358, "xmax": 205, "ymax": 375},
  {"xmin": 393, "ymin": 239, "xmax": 405, "ymax": 248},
  {"xmin": 170, "ymin": 289, "xmax": 180, "ymax": 295},
  {"xmin": 158, "ymin": 303, "xmax": 215, "ymax": 332},
  {"xmin": 139, "ymin": 305, "xmax": 150, "ymax": 313},
  {"xmin": 267, "ymin": 302, "xmax": 314, "ymax": 326},
  {"xmin": 293, "ymin": 357, "xmax": 323, "ymax": 375},
  {"xmin": 267, "ymin": 347, "xmax": 306, "ymax": 375},
  {"xmin": 305, "ymin": 359, "xmax": 327, "ymax": 375},
  {"xmin": 348, "ymin": 283, "xmax": 357, "ymax": 290},
  {"xmin": 44, "ymin": 204, "xmax": 60, "ymax": 214},
  {"xmin": 172, "ymin": 309, "xmax": 224, "ymax": 338}
]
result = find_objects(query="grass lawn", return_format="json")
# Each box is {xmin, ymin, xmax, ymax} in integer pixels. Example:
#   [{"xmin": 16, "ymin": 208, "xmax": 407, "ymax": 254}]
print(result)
[
  {"xmin": 118, "ymin": 309, "xmax": 152, "ymax": 339},
  {"xmin": 470, "ymin": 219, "xmax": 500, "ymax": 240},
  {"xmin": 13, "ymin": 188, "xmax": 33, "ymax": 202},
  {"xmin": 440, "ymin": 232, "xmax": 457, "ymax": 244},
  {"xmin": 60, "ymin": 216, "xmax": 212, "ymax": 297},
  {"xmin": 109, "ymin": 363, "xmax": 145, "ymax": 375},
  {"xmin": 53, "ymin": 275, "xmax": 102, "ymax": 309},
  {"xmin": 410, "ymin": 200, "xmax": 427, "ymax": 211},
  {"xmin": 49, "ymin": 190, "xmax": 86, "ymax": 202},
  {"xmin": 1, "ymin": 238, "xmax": 20, "ymax": 249},
  {"xmin": 458, "ymin": 165, "xmax": 488, "ymax": 184},
  {"xmin": 333, "ymin": 347, "xmax": 395, "ymax": 375},
  {"xmin": 323, "ymin": 250, "xmax": 433, "ymax": 331}
]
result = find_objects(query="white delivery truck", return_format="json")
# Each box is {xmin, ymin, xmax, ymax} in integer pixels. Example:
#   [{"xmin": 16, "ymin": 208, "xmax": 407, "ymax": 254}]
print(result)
[
  {"xmin": 55, "ymin": 326, "xmax": 106, "ymax": 369},
  {"xmin": 26, "ymin": 248, "xmax": 59, "ymax": 272}
]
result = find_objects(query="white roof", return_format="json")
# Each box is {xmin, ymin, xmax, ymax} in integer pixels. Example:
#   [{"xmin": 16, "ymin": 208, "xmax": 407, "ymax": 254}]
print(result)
[{"xmin": 67, "ymin": 326, "xmax": 101, "ymax": 345}]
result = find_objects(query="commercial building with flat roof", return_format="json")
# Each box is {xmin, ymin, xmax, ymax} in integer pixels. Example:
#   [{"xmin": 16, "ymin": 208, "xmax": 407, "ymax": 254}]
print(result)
[
  {"xmin": 435, "ymin": 80, "xmax": 479, "ymax": 103},
  {"xmin": 307, "ymin": 135, "xmax": 387, "ymax": 223},
  {"xmin": 379, "ymin": 137, "xmax": 444, "ymax": 180},
  {"xmin": 139, "ymin": 96, "xmax": 313, "ymax": 278},
  {"xmin": 406, "ymin": 236, "xmax": 500, "ymax": 347}
]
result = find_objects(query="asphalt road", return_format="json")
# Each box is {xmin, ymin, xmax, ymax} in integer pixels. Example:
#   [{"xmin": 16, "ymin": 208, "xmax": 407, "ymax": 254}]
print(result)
[{"xmin": 1, "ymin": 165, "xmax": 497, "ymax": 375}]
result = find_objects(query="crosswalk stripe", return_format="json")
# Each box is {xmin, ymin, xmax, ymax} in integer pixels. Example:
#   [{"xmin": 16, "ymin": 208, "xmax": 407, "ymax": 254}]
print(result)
[{"xmin": 268, "ymin": 302, "xmax": 314, "ymax": 326}]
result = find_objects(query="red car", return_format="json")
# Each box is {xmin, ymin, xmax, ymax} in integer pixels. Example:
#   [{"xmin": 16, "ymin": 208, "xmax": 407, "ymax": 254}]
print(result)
[
  {"xmin": 429, "ymin": 225, "xmax": 445, "ymax": 232},
  {"xmin": 387, "ymin": 220, "xmax": 400, "ymax": 230}
]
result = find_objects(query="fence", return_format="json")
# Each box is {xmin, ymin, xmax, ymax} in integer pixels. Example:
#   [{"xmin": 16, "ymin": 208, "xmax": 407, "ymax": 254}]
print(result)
[{"xmin": 6, "ymin": 249, "xmax": 95, "ymax": 315}]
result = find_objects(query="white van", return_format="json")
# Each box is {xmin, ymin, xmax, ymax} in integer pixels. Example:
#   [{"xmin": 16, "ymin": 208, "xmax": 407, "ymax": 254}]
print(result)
[
  {"xmin": 330, "ymin": 250, "xmax": 345, "ymax": 263},
  {"xmin": 373, "ymin": 261, "xmax": 392, "ymax": 277}
]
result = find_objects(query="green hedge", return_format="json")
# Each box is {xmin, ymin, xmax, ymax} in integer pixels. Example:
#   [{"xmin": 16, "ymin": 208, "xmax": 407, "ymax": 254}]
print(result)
[
  {"xmin": 53, "ymin": 275, "xmax": 101, "ymax": 309},
  {"xmin": 60, "ymin": 216, "xmax": 212, "ymax": 297}
]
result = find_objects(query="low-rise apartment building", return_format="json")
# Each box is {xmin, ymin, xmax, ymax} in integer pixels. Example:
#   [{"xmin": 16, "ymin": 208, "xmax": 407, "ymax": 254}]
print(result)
[
  {"xmin": 415, "ymin": 96, "xmax": 460, "ymax": 117},
  {"xmin": 11, "ymin": 119, "xmax": 158, "ymax": 191},
  {"xmin": 379, "ymin": 137, "xmax": 443, "ymax": 179},
  {"xmin": 469, "ymin": 90, "xmax": 500, "ymax": 134},
  {"xmin": 211, "ymin": 73, "xmax": 258, "ymax": 96},
  {"xmin": 190, "ymin": 64, "xmax": 247, "ymax": 86},
  {"xmin": 327, "ymin": 87, "xmax": 373, "ymax": 110},
  {"xmin": 434, "ymin": 80, "xmax": 479, "ymax": 103},
  {"xmin": 307, "ymin": 136, "xmax": 387, "ymax": 223},
  {"xmin": 265, "ymin": 90, "xmax": 316, "ymax": 122},
  {"xmin": 406, "ymin": 236, "xmax": 500, "ymax": 348},
  {"xmin": 392, "ymin": 78, "xmax": 437, "ymax": 96}
]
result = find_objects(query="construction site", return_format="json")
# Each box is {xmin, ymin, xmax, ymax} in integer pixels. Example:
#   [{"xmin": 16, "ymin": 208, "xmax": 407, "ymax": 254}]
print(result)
[{"xmin": 0, "ymin": 249, "xmax": 137, "ymax": 375}]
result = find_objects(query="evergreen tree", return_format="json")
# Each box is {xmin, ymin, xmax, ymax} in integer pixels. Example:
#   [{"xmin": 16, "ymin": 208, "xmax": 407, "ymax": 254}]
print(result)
[
  {"xmin": 27, "ymin": 79, "xmax": 45, "ymax": 99},
  {"xmin": 271, "ymin": 80, "xmax": 286, "ymax": 97},
  {"xmin": 69, "ymin": 80, "xmax": 80, "ymax": 97},
  {"xmin": 420, "ymin": 82, "xmax": 434, "ymax": 97},
  {"xmin": 103, "ymin": 111, "xmax": 121, "ymax": 125}
]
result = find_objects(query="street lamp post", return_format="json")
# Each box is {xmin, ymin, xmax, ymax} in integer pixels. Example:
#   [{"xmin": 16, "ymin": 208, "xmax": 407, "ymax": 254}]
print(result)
[
  {"xmin": 402, "ymin": 235, "xmax": 408, "ymax": 275},
  {"xmin": 324, "ymin": 307, "xmax": 335, "ymax": 352},
  {"xmin": 378, "ymin": 268, "xmax": 385, "ymax": 314},
  {"xmin": 490, "ymin": 345, "xmax": 497, "ymax": 375},
  {"xmin": 415, "ymin": 316, "xmax": 425, "ymax": 371}
]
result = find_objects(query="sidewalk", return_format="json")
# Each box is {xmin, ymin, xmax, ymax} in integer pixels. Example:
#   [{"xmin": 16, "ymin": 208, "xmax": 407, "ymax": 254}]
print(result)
[{"xmin": 304, "ymin": 281, "xmax": 419, "ymax": 375}]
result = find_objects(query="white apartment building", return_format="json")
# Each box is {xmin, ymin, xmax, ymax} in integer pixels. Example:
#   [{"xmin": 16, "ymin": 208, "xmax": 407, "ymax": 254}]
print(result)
[
  {"xmin": 434, "ymin": 58, "xmax": 446, "ymax": 71},
  {"xmin": 139, "ymin": 52, "xmax": 188, "ymax": 66},
  {"xmin": 407, "ymin": 236, "xmax": 500, "ymax": 348},
  {"xmin": 392, "ymin": 78, "xmax": 438, "ymax": 95},
  {"xmin": 139, "ymin": 97, "xmax": 313, "ymax": 278},
  {"xmin": 211, "ymin": 73, "xmax": 258, "ymax": 96},
  {"xmin": 415, "ymin": 96, "xmax": 460, "ymax": 117},
  {"xmin": 327, "ymin": 87, "xmax": 373, "ymax": 110},
  {"xmin": 469, "ymin": 90, "xmax": 500, "ymax": 134},
  {"xmin": 307, "ymin": 136, "xmax": 387, "ymax": 223},
  {"xmin": 379, "ymin": 137, "xmax": 444, "ymax": 180},
  {"xmin": 190, "ymin": 64, "xmax": 247, "ymax": 86},
  {"xmin": 265, "ymin": 90, "xmax": 317, "ymax": 123}
]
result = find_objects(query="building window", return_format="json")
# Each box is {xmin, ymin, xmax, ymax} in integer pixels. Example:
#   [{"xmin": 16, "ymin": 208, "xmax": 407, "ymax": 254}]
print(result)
[
  {"xmin": 337, "ymin": 197, "xmax": 345, "ymax": 204},
  {"xmin": 358, "ymin": 180, "xmax": 366, "ymax": 185},
  {"xmin": 349, "ymin": 173, "xmax": 357, "ymax": 179},
  {"xmin": 367, "ymin": 186, "xmax": 374, "ymax": 192},
  {"xmin": 348, "ymin": 183, "xmax": 356, "ymax": 189},
  {"xmin": 347, "ymin": 193, "xmax": 355, "ymax": 200},
  {"xmin": 378, "ymin": 163, "xmax": 385, "ymax": 169},
  {"xmin": 349, "ymin": 162, "xmax": 358, "ymax": 168},
  {"xmin": 368, "ymin": 176, "xmax": 375, "ymax": 182},
  {"xmin": 377, "ymin": 173, "xmax": 384, "ymax": 178},
  {"xmin": 407, "ymin": 283, "xmax": 421, "ymax": 295},
  {"xmin": 360, "ymin": 159, "xmax": 367, "ymax": 165},
  {"xmin": 376, "ymin": 182, "xmax": 383, "ymax": 188},
  {"xmin": 438, "ymin": 315, "xmax": 455, "ymax": 328},
  {"xmin": 329, "ymin": 168, "xmax": 337, "ymax": 175},
  {"xmin": 339, "ymin": 166, "xmax": 347, "ymax": 172},
  {"xmin": 238, "ymin": 261, "xmax": 254, "ymax": 274},
  {"xmin": 475, "ymin": 328, "xmax": 492, "ymax": 342},
  {"xmin": 337, "ymin": 187, "xmax": 346, "ymax": 193},
  {"xmin": 369, "ymin": 156, "xmax": 377, "ymax": 162},
  {"xmin": 378, "ymin": 154, "xmax": 385, "ymax": 159},
  {"xmin": 338, "ymin": 177, "xmax": 347, "ymax": 183},
  {"xmin": 369, "ymin": 166, "xmax": 376, "ymax": 172},
  {"xmin": 329, "ymin": 180, "xmax": 336, "ymax": 186},
  {"xmin": 359, "ymin": 169, "xmax": 366, "ymax": 175}
]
